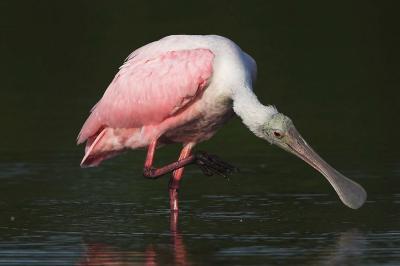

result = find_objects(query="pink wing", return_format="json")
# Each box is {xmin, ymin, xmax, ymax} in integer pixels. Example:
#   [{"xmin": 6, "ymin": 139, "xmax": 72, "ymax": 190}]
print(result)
[{"xmin": 77, "ymin": 48, "xmax": 214, "ymax": 144}]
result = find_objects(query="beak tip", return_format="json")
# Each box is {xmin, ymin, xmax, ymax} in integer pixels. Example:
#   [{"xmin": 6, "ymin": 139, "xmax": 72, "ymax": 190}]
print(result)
[{"xmin": 342, "ymin": 186, "xmax": 367, "ymax": 209}]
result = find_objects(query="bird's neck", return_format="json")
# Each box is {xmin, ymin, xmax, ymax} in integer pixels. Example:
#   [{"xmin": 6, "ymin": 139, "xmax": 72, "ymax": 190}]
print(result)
[{"xmin": 232, "ymin": 88, "xmax": 278, "ymax": 138}]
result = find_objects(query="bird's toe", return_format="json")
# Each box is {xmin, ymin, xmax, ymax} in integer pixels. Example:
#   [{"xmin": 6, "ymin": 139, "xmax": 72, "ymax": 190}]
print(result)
[{"xmin": 195, "ymin": 151, "xmax": 239, "ymax": 178}]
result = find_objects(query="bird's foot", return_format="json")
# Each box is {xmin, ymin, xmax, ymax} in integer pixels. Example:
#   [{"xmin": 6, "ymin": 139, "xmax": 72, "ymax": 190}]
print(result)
[
  {"xmin": 143, "ymin": 167, "xmax": 161, "ymax": 179},
  {"xmin": 194, "ymin": 151, "xmax": 239, "ymax": 178}
]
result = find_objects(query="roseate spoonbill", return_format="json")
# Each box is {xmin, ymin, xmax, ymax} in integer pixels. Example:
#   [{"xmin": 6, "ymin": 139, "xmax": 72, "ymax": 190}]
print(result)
[{"xmin": 77, "ymin": 35, "xmax": 366, "ymax": 212}]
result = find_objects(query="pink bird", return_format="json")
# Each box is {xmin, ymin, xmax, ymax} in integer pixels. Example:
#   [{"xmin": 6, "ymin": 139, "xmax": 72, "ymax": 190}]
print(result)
[{"xmin": 77, "ymin": 35, "xmax": 366, "ymax": 213}]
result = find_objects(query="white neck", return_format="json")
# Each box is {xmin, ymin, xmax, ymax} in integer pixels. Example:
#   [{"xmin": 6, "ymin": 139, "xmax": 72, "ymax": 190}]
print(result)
[{"xmin": 232, "ymin": 87, "xmax": 278, "ymax": 138}]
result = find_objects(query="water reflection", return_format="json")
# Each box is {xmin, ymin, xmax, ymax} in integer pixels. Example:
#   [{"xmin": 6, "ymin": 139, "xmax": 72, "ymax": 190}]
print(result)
[
  {"xmin": 317, "ymin": 230, "xmax": 366, "ymax": 266},
  {"xmin": 77, "ymin": 221, "xmax": 366, "ymax": 266},
  {"xmin": 77, "ymin": 243, "xmax": 158, "ymax": 265},
  {"xmin": 78, "ymin": 212, "xmax": 191, "ymax": 266}
]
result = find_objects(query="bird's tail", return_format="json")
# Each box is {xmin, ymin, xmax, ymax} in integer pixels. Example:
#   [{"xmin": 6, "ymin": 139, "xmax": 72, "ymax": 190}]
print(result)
[
  {"xmin": 80, "ymin": 127, "xmax": 144, "ymax": 167},
  {"xmin": 80, "ymin": 128, "xmax": 119, "ymax": 167}
]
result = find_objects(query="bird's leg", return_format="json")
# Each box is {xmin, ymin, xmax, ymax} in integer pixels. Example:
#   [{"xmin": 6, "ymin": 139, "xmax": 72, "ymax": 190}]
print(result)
[
  {"xmin": 169, "ymin": 143, "xmax": 194, "ymax": 212},
  {"xmin": 142, "ymin": 141, "xmax": 237, "ymax": 212},
  {"xmin": 143, "ymin": 140, "xmax": 196, "ymax": 179},
  {"xmin": 143, "ymin": 141, "xmax": 238, "ymax": 179}
]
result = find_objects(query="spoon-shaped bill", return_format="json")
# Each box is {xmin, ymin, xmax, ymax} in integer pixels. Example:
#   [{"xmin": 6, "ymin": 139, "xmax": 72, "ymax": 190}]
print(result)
[{"xmin": 285, "ymin": 128, "xmax": 367, "ymax": 209}]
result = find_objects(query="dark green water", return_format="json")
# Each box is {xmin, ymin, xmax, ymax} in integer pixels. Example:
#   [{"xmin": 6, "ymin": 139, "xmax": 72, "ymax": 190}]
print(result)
[{"xmin": 1, "ymin": 1, "xmax": 399, "ymax": 265}]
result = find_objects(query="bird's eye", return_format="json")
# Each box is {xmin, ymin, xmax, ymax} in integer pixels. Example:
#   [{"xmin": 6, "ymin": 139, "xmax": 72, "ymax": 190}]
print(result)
[{"xmin": 273, "ymin": 131, "xmax": 283, "ymax": 138}]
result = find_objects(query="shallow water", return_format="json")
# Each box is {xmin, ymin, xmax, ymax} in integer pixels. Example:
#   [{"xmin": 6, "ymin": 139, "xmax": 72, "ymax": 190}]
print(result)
[
  {"xmin": 1, "ymin": 1, "xmax": 399, "ymax": 265},
  {"xmin": 1, "ymin": 146, "xmax": 399, "ymax": 265}
]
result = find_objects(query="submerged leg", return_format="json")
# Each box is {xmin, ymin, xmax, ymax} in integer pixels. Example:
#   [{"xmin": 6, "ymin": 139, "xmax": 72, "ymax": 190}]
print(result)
[{"xmin": 169, "ymin": 143, "xmax": 194, "ymax": 212}]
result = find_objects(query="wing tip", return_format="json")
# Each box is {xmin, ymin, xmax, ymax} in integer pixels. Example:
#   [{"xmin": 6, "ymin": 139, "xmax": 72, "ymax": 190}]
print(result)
[{"xmin": 76, "ymin": 111, "xmax": 102, "ymax": 146}]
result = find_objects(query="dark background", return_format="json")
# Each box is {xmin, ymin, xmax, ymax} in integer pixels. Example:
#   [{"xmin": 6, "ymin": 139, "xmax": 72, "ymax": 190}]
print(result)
[{"xmin": 1, "ymin": 1, "xmax": 398, "ymax": 153}]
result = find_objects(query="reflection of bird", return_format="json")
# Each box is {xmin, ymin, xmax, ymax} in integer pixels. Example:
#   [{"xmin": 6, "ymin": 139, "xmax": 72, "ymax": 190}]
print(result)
[
  {"xmin": 77, "ymin": 243, "xmax": 159, "ymax": 266},
  {"xmin": 77, "ymin": 35, "xmax": 366, "ymax": 212},
  {"xmin": 77, "ymin": 214, "xmax": 188, "ymax": 265}
]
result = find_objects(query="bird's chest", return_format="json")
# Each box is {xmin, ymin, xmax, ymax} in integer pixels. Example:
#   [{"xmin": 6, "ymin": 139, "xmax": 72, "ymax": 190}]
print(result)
[{"xmin": 162, "ymin": 96, "xmax": 234, "ymax": 144}]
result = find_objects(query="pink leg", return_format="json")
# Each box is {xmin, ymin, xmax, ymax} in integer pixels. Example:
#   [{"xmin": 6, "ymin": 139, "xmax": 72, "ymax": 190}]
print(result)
[
  {"xmin": 143, "ymin": 140, "xmax": 236, "ymax": 180},
  {"xmin": 143, "ymin": 140, "xmax": 197, "ymax": 179},
  {"xmin": 169, "ymin": 143, "xmax": 194, "ymax": 212},
  {"xmin": 144, "ymin": 139, "xmax": 157, "ymax": 169}
]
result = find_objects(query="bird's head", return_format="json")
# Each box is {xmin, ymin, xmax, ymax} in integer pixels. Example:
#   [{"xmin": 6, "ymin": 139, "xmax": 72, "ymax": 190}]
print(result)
[
  {"xmin": 260, "ymin": 113, "xmax": 367, "ymax": 209},
  {"xmin": 262, "ymin": 113, "xmax": 294, "ymax": 146}
]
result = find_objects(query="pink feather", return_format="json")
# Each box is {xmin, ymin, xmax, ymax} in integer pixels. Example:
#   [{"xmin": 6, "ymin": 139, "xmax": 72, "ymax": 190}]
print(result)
[{"xmin": 77, "ymin": 48, "xmax": 214, "ymax": 145}]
